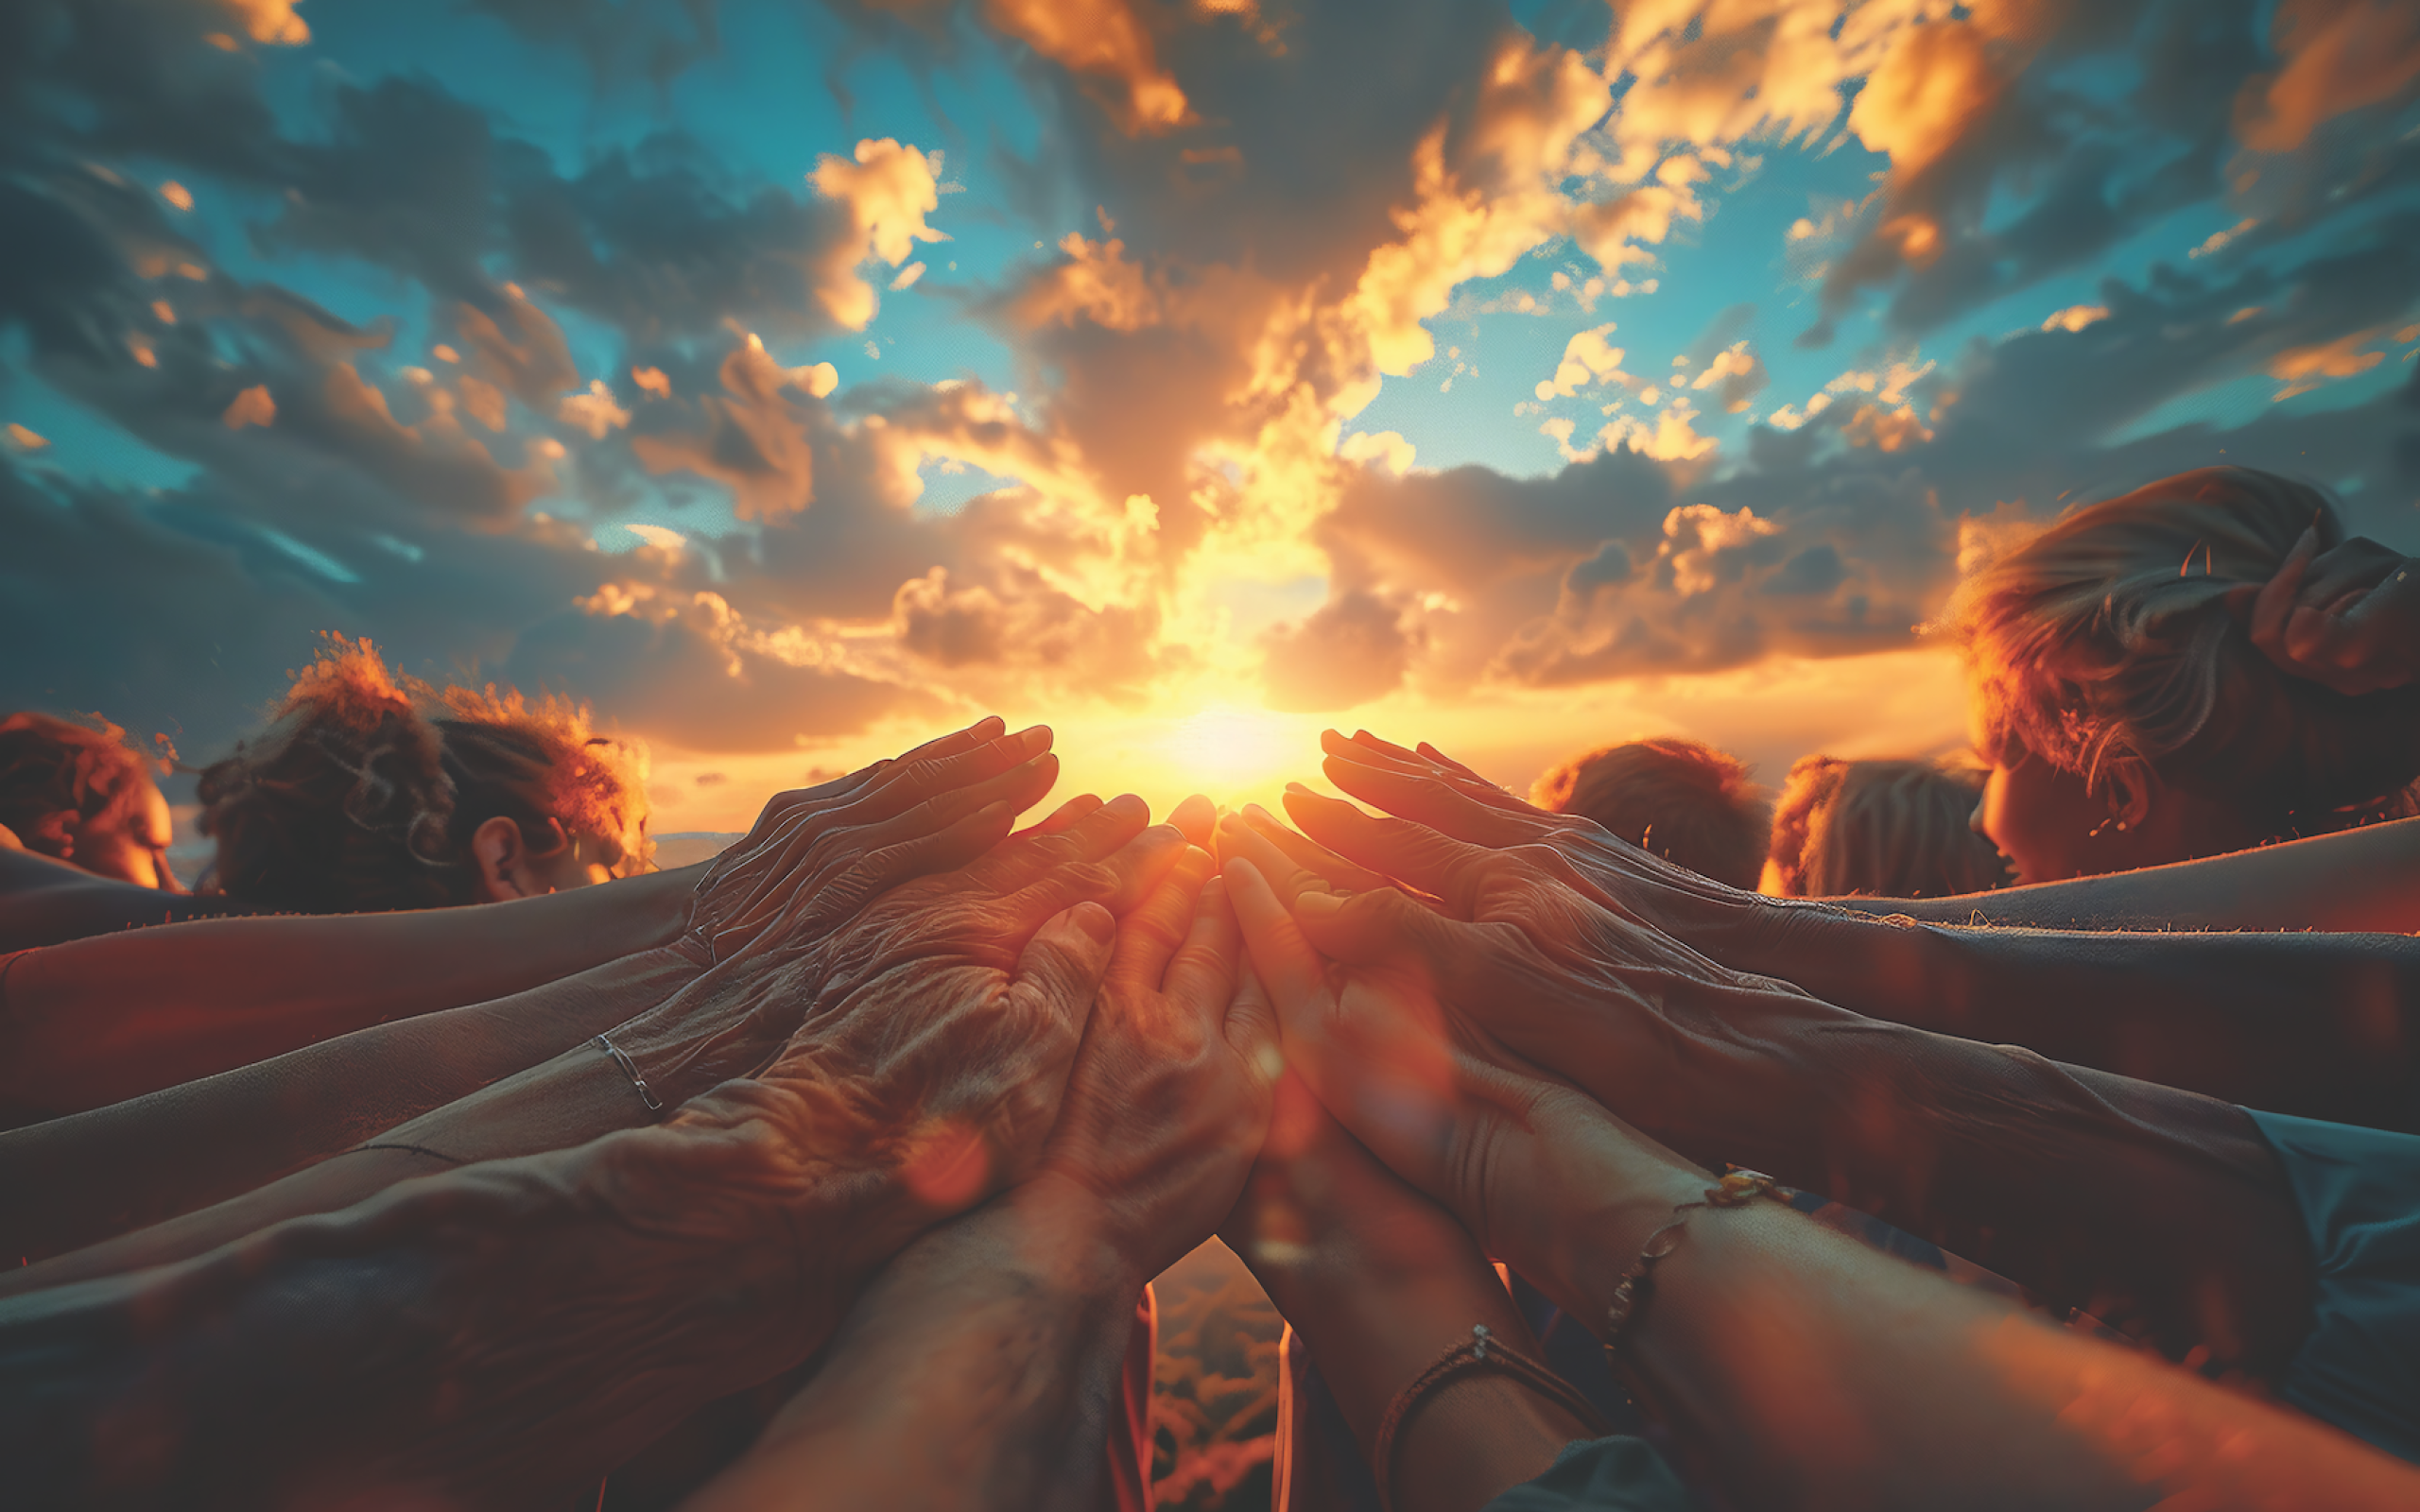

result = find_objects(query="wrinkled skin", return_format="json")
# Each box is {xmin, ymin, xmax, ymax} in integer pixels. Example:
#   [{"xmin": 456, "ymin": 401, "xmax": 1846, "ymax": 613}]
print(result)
[
  {"xmin": 1292, "ymin": 730, "xmax": 1772, "ymax": 949},
  {"xmin": 1216, "ymin": 799, "xmax": 1808, "ymax": 1153},
  {"xmin": 2239, "ymin": 528, "xmax": 2420, "ymax": 695},
  {"xmin": 1020, "ymin": 845, "xmax": 1280, "ymax": 1280},
  {"xmin": 644, "ymin": 794, "xmax": 1195, "ymax": 1206},
  {"xmin": 683, "ymin": 716, "xmax": 1063, "ymax": 961},
  {"xmin": 1217, "ymin": 844, "xmax": 1706, "ymax": 1323}
]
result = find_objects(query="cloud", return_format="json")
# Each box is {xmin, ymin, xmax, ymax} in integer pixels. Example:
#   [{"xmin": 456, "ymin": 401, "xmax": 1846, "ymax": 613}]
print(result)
[
  {"xmin": 2270, "ymin": 327, "xmax": 2388, "ymax": 399},
  {"xmin": 1535, "ymin": 323, "xmax": 1630, "ymax": 400},
  {"xmin": 2040, "ymin": 303, "xmax": 2110, "ymax": 333},
  {"xmin": 1688, "ymin": 341, "xmax": 1770, "ymax": 412},
  {"xmin": 1259, "ymin": 589, "xmax": 1422, "ymax": 711},
  {"xmin": 220, "ymin": 383, "xmax": 275, "ymax": 430},
  {"xmin": 2234, "ymin": 0, "xmax": 2420, "ymax": 154},
  {"xmin": 805, "ymin": 139, "xmax": 949, "ymax": 331}
]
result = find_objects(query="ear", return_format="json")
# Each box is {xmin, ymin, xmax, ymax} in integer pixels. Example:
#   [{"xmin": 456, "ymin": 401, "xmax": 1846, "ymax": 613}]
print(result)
[
  {"xmin": 2102, "ymin": 763, "xmax": 2157, "ymax": 836},
  {"xmin": 470, "ymin": 815, "xmax": 535, "ymax": 902}
]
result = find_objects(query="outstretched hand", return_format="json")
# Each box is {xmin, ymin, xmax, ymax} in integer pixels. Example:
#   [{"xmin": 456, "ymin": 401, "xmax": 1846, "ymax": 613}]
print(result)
[
  {"xmin": 685, "ymin": 716, "xmax": 1065, "ymax": 962},
  {"xmin": 1018, "ymin": 836, "xmax": 1283, "ymax": 1281}
]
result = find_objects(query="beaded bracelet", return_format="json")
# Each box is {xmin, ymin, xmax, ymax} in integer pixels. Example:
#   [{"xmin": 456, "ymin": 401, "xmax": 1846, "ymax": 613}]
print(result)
[
  {"xmin": 1602, "ymin": 1168, "xmax": 1789, "ymax": 1362},
  {"xmin": 1371, "ymin": 1323, "xmax": 1612, "ymax": 1512}
]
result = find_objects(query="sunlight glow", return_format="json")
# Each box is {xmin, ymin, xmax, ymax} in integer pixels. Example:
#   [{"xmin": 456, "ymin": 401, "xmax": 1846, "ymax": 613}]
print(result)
[{"xmin": 1155, "ymin": 706, "xmax": 1319, "ymax": 800}]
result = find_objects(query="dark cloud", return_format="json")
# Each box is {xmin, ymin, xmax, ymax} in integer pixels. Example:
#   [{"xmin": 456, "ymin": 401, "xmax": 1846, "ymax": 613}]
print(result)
[{"xmin": 1259, "ymin": 589, "xmax": 1423, "ymax": 712}]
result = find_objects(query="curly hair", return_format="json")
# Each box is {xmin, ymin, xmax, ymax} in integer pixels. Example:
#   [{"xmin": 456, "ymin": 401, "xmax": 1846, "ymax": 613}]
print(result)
[
  {"xmin": 1766, "ymin": 754, "xmax": 2010, "ymax": 899},
  {"xmin": 1530, "ymin": 736, "xmax": 1772, "ymax": 890},
  {"xmin": 197, "ymin": 635, "xmax": 650, "ymax": 913},
  {"xmin": 0, "ymin": 712, "xmax": 160, "ymax": 860},
  {"xmin": 1943, "ymin": 466, "xmax": 2420, "ymax": 839}
]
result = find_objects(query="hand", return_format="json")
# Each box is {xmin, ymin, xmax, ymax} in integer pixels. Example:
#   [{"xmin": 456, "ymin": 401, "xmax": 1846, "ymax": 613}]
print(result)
[
  {"xmin": 2241, "ymin": 528, "xmax": 2420, "ymax": 695},
  {"xmin": 1213, "ymin": 802, "xmax": 1804, "ymax": 1154},
  {"xmin": 685, "ymin": 717, "xmax": 1063, "ymax": 960},
  {"xmin": 1293, "ymin": 731, "xmax": 1760, "ymax": 947},
  {"xmin": 1016, "ymin": 843, "xmax": 1282, "ymax": 1282},
  {"xmin": 1219, "ymin": 850, "xmax": 1707, "ymax": 1327},
  {"xmin": 613, "ymin": 793, "xmax": 1188, "ymax": 1138}
]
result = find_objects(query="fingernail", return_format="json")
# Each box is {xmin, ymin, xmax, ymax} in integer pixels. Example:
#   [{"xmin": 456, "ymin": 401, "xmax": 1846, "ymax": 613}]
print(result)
[
  {"xmin": 1296, "ymin": 890, "xmax": 1345, "ymax": 916},
  {"xmin": 1070, "ymin": 901, "xmax": 1117, "ymax": 943},
  {"xmin": 1105, "ymin": 792, "xmax": 1147, "ymax": 816},
  {"xmin": 1015, "ymin": 725, "xmax": 1050, "ymax": 754}
]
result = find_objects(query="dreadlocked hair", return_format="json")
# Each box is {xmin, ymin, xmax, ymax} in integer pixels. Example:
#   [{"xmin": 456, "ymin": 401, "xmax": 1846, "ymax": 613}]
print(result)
[
  {"xmin": 197, "ymin": 635, "xmax": 649, "ymax": 913},
  {"xmin": 1942, "ymin": 466, "xmax": 2420, "ymax": 841},
  {"xmin": 0, "ymin": 712, "xmax": 159, "ymax": 860}
]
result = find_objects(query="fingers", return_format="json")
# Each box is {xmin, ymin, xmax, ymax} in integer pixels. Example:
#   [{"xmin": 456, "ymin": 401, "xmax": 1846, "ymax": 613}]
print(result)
[
  {"xmin": 1109, "ymin": 846, "xmax": 1216, "ymax": 992},
  {"xmin": 2250, "ymin": 527, "xmax": 2315, "ymax": 660},
  {"xmin": 1320, "ymin": 750, "xmax": 1547, "ymax": 850},
  {"xmin": 970, "ymin": 792, "xmax": 1154, "ymax": 893},
  {"xmin": 1166, "ymin": 876, "xmax": 1244, "ymax": 1022},
  {"xmin": 1213, "ymin": 806, "xmax": 1372, "ymax": 907},
  {"xmin": 1169, "ymin": 793, "xmax": 1218, "ymax": 850},
  {"xmin": 1009, "ymin": 901, "xmax": 1120, "ymax": 1031},
  {"xmin": 1015, "ymin": 793, "xmax": 1103, "ymax": 840},
  {"xmin": 1277, "ymin": 789, "xmax": 1497, "ymax": 914},
  {"xmin": 1290, "ymin": 884, "xmax": 1453, "ymax": 971},
  {"xmin": 1221, "ymin": 857, "xmax": 1337, "ymax": 1033},
  {"xmin": 1219, "ymin": 955, "xmax": 1281, "ymax": 1086},
  {"xmin": 999, "ymin": 809, "xmax": 1190, "ymax": 926},
  {"xmin": 858, "ymin": 724, "xmax": 1053, "ymax": 824}
]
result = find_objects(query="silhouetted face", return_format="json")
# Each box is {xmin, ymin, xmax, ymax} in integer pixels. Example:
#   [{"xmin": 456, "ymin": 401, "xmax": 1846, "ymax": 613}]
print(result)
[
  {"xmin": 528, "ymin": 818, "xmax": 652, "ymax": 892},
  {"xmin": 67, "ymin": 779, "xmax": 184, "ymax": 891},
  {"xmin": 1974, "ymin": 748, "xmax": 2106, "ymax": 886}
]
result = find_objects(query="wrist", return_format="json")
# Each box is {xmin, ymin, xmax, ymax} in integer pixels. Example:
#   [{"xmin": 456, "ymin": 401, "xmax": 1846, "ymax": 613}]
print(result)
[{"xmin": 997, "ymin": 1172, "xmax": 1150, "ymax": 1301}]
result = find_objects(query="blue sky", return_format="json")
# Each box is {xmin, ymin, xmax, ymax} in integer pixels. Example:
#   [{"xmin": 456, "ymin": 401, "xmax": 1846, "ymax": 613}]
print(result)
[{"xmin": 5, "ymin": 0, "xmax": 2418, "ymax": 817}]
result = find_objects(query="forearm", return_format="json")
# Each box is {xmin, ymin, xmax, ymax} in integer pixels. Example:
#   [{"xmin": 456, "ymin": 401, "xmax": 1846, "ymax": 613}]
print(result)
[
  {"xmin": 0, "ymin": 864, "xmax": 701, "ymax": 1122},
  {"xmin": 684, "ymin": 1177, "xmax": 1144, "ymax": 1512},
  {"xmin": 1727, "ymin": 902, "xmax": 2420, "ymax": 1132},
  {"xmin": 1569, "ymin": 1194, "xmax": 2420, "ymax": 1511},
  {"xmin": 1242, "ymin": 1222, "xmax": 1588, "ymax": 1512},
  {"xmin": 1632, "ymin": 993, "xmax": 2314, "ymax": 1374},
  {"xmin": 0, "ymin": 1094, "xmax": 849, "ymax": 1510},
  {"xmin": 1827, "ymin": 817, "xmax": 2420, "ymax": 934},
  {"xmin": 0, "ymin": 943, "xmax": 703, "ymax": 1267}
]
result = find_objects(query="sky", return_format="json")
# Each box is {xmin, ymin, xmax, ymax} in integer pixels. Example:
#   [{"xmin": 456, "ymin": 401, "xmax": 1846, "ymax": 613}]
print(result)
[{"xmin": 5, "ymin": 0, "xmax": 2419, "ymax": 833}]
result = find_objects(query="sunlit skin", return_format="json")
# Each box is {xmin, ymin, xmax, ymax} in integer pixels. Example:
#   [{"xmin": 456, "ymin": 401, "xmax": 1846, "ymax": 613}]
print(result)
[
  {"xmin": 1975, "ymin": 745, "xmax": 2271, "ymax": 885},
  {"xmin": 1209, "ymin": 789, "xmax": 2420, "ymax": 1510},
  {"xmin": 52, "ymin": 780, "xmax": 184, "ymax": 892}
]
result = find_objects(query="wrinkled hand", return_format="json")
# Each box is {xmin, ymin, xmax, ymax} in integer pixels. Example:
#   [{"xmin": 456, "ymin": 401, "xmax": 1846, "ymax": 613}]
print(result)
[
  {"xmin": 612, "ymin": 793, "xmax": 1187, "ymax": 1132},
  {"xmin": 1219, "ymin": 850, "xmax": 1705, "ymax": 1318},
  {"xmin": 1293, "ymin": 731, "xmax": 1759, "ymax": 946},
  {"xmin": 1019, "ymin": 836, "xmax": 1282, "ymax": 1281},
  {"xmin": 1214, "ymin": 803, "xmax": 1795, "ymax": 1145},
  {"xmin": 2241, "ymin": 528, "xmax": 2420, "ymax": 695},
  {"xmin": 685, "ymin": 716, "xmax": 1064, "ymax": 961}
]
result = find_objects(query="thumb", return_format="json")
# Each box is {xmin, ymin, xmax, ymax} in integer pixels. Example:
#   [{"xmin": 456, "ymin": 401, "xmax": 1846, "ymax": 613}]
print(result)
[{"xmin": 1011, "ymin": 902, "xmax": 1120, "ymax": 1026}]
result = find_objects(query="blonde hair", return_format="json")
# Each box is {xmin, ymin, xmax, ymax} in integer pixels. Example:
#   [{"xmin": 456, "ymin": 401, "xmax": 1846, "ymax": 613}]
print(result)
[
  {"xmin": 1530, "ymin": 736, "xmax": 1772, "ymax": 889},
  {"xmin": 1767, "ymin": 754, "xmax": 2009, "ymax": 899},
  {"xmin": 198, "ymin": 635, "xmax": 650, "ymax": 912},
  {"xmin": 1945, "ymin": 466, "xmax": 2420, "ymax": 837}
]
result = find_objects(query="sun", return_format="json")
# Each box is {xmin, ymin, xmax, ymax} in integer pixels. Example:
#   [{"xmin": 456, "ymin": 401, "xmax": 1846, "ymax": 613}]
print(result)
[{"xmin": 1153, "ymin": 705, "xmax": 1318, "ymax": 802}]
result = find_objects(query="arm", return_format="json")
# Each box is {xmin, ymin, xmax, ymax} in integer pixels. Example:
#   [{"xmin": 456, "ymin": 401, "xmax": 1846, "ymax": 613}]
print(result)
[
  {"xmin": 1220, "ymin": 810, "xmax": 2315, "ymax": 1379},
  {"xmin": 0, "ymin": 817, "xmax": 1150, "ymax": 1507},
  {"xmin": 0, "ymin": 848, "xmax": 258, "ymax": 953},
  {"xmin": 1223, "ymin": 1074, "xmax": 1593, "ymax": 1512},
  {"xmin": 0, "ymin": 942, "xmax": 702, "ymax": 1264},
  {"xmin": 684, "ymin": 833, "xmax": 1277, "ymax": 1512},
  {"xmin": 1299, "ymin": 736, "xmax": 2420, "ymax": 1134},
  {"xmin": 2, "ymin": 1084, "xmax": 920, "ymax": 1508},
  {"xmin": 1820, "ymin": 816, "xmax": 2420, "ymax": 934},
  {"xmin": 1, "ymin": 790, "xmax": 1184, "ymax": 1299},
  {"xmin": 681, "ymin": 1177, "xmax": 1148, "ymax": 1512},
  {"xmin": 0, "ymin": 864, "xmax": 700, "ymax": 1124},
  {"xmin": 1224, "ymin": 853, "xmax": 2420, "ymax": 1512}
]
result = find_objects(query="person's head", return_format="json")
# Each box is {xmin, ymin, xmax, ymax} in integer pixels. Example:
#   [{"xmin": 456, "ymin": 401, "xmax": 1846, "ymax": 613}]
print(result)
[
  {"xmin": 1530, "ymin": 736, "xmax": 1771, "ymax": 889},
  {"xmin": 1945, "ymin": 466, "xmax": 2420, "ymax": 885},
  {"xmin": 198, "ymin": 635, "xmax": 652, "ymax": 912},
  {"xmin": 1764, "ymin": 754, "xmax": 2011, "ymax": 899},
  {"xmin": 0, "ymin": 713, "xmax": 182, "ymax": 890}
]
